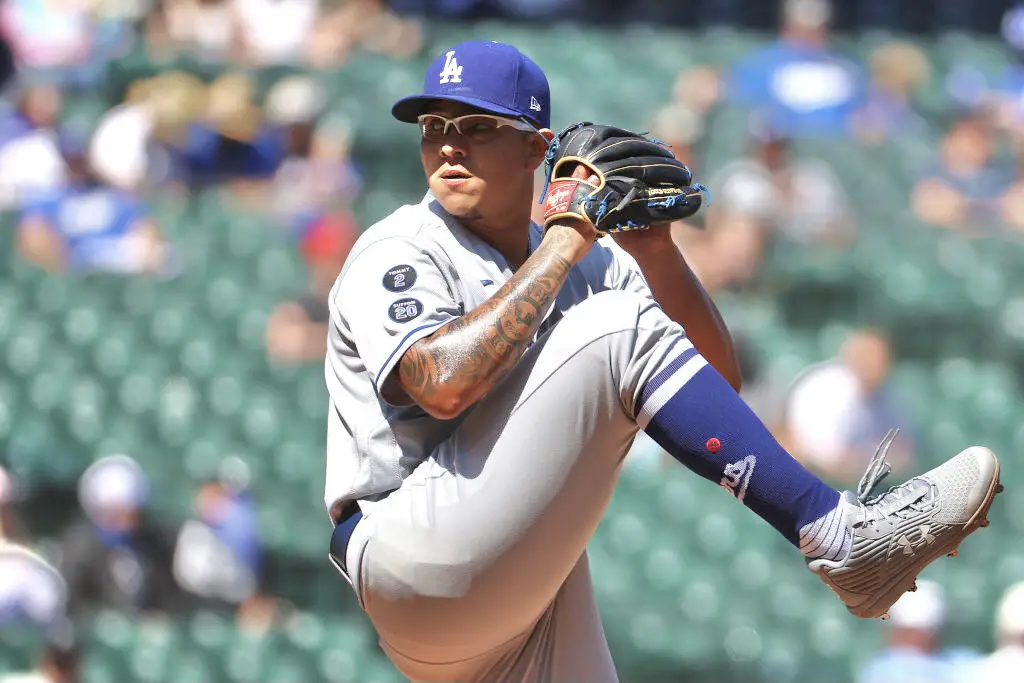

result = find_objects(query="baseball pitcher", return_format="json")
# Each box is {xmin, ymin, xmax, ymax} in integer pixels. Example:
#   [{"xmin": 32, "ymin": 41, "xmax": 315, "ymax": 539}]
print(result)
[{"xmin": 323, "ymin": 41, "xmax": 1003, "ymax": 683}]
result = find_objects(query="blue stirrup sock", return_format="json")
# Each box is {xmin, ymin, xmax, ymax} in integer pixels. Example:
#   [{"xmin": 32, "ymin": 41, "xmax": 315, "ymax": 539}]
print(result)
[{"xmin": 636, "ymin": 346, "xmax": 847, "ymax": 559}]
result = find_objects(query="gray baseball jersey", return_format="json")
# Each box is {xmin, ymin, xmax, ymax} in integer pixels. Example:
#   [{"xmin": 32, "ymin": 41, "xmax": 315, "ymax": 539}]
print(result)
[{"xmin": 323, "ymin": 192, "xmax": 651, "ymax": 519}]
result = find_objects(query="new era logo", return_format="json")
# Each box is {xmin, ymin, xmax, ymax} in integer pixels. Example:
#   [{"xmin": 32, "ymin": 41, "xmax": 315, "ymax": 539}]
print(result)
[{"xmin": 530, "ymin": 96, "xmax": 542, "ymax": 112}]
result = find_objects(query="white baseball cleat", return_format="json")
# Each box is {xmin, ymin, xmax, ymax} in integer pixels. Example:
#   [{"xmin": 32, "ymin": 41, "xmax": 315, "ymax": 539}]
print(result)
[{"xmin": 807, "ymin": 429, "xmax": 1002, "ymax": 619}]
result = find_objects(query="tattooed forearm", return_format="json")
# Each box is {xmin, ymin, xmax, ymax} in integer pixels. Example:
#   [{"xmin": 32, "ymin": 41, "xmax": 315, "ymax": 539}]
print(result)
[{"xmin": 393, "ymin": 232, "xmax": 576, "ymax": 417}]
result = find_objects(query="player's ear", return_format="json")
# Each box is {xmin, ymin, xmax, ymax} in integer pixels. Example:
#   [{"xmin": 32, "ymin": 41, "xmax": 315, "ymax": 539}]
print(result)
[{"xmin": 525, "ymin": 129, "xmax": 554, "ymax": 171}]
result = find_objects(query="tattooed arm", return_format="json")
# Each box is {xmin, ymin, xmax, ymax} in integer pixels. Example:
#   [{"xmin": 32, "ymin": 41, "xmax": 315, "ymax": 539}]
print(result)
[{"xmin": 380, "ymin": 224, "xmax": 594, "ymax": 420}]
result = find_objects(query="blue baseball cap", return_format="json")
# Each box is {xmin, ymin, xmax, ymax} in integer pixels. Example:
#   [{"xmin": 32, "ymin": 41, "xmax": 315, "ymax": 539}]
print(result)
[{"xmin": 392, "ymin": 41, "xmax": 551, "ymax": 129}]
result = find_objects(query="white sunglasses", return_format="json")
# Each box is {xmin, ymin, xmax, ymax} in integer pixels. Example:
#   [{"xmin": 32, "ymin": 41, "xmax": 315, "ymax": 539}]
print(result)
[{"xmin": 417, "ymin": 113, "xmax": 537, "ymax": 142}]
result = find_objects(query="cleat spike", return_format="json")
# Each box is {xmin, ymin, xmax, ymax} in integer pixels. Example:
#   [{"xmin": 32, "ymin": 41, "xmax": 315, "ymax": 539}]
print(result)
[
  {"xmin": 947, "ymin": 549, "xmax": 959, "ymax": 557},
  {"xmin": 996, "ymin": 484, "xmax": 1004, "ymax": 494},
  {"xmin": 880, "ymin": 613, "xmax": 889, "ymax": 621},
  {"xmin": 908, "ymin": 582, "xmax": 918, "ymax": 592},
  {"xmin": 980, "ymin": 519, "xmax": 990, "ymax": 527}
]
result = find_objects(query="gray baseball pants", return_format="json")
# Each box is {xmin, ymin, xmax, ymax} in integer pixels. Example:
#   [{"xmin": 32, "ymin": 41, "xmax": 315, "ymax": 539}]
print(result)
[{"xmin": 342, "ymin": 290, "xmax": 700, "ymax": 683}]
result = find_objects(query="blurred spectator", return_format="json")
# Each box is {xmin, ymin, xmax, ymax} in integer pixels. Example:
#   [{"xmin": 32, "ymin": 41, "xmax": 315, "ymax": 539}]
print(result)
[
  {"xmin": 998, "ymin": 141, "xmax": 1024, "ymax": 232},
  {"xmin": 0, "ymin": 543, "xmax": 66, "ymax": 629},
  {"xmin": 89, "ymin": 72, "xmax": 207, "ymax": 192},
  {"xmin": 0, "ymin": 466, "xmax": 65, "ymax": 629},
  {"xmin": 0, "ymin": 468, "xmax": 66, "ymax": 630},
  {"xmin": 911, "ymin": 112, "xmax": 1010, "ymax": 233},
  {"xmin": 966, "ymin": 582, "xmax": 1024, "ymax": 682},
  {"xmin": 671, "ymin": 210, "xmax": 768, "ymax": 295},
  {"xmin": 780, "ymin": 329, "xmax": 916, "ymax": 485},
  {"xmin": 858, "ymin": 581, "xmax": 982, "ymax": 683},
  {"xmin": 147, "ymin": 0, "xmax": 243, "ymax": 61},
  {"xmin": 265, "ymin": 76, "xmax": 362, "ymax": 227},
  {"xmin": 16, "ymin": 123, "xmax": 171, "ymax": 275},
  {"xmin": 266, "ymin": 211, "xmax": 358, "ymax": 363},
  {"xmin": 0, "ymin": 81, "xmax": 66, "ymax": 209},
  {"xmin": 0, "ymin": 618, "xmax": 81, "ymax": 683},
  {"xmin": 234, "ymin": 0, "xmax": 320, "ymax": 65},
  {"xmin": 969, "ymin": 4, "xmax": 1024, "ymax": 136},
  {"xmin": 490, "ymin": 0, "xmax": 577, "ymax": 21},
  {"xmin": 0, "ymin": 0, "xmax": 94, "ymax": 72},
  {"xmin": 58, "ymin": 455, "xmax": 181, "ymax": 618},
  {"xmin": 170, "ymin": 72, "xmax": 284, "ymax": 189},
  {"xmin": 710, "ymin": 111, "xmax": 854, "ymax": 246},
  {"xmin": 173, "ymin": 457, "xmax": 261, "ymax": 608},
  {"xmin": 151, "ymin": 0, "xmax": 321, "ymax": 65},
  {"xmin": 670, "ymin": 65, "xmax": 721, "ymax": 117},
  {"xmin": 725, "ymin": 0, "xmax": 865, "ymax": 138},
  {"xmin": 850, "ymin": 42, "xmax": 931, "ymax": 146},
  {"xmin": 309, "ymin": 0, "xmax": 423, "ymax": 65},
  {"xmin": 648, "ymin": 102, "xmax": 703, "ymax": 170}
]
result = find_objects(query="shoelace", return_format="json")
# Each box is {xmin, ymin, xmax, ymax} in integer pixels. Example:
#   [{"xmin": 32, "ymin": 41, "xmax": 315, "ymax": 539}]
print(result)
[
  {"xmin": 857, "ymin": 428, "xmax": 898, "ymax": 503},
  {"xmin": 855, "ymin": 429, "xmax": 931, "ymax": 526}
]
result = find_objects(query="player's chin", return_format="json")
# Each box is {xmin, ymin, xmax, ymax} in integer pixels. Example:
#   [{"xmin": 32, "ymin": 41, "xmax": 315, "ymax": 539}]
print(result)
[{"xmin": 430, "ymin": 180, "xmax": 482, "ymax": 216}]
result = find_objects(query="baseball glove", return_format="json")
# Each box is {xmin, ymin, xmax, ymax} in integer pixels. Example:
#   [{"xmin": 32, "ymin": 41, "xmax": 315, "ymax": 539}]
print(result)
[{"xmin": 539, "ymin": 121, "xmax": 708, "ymax": 235}]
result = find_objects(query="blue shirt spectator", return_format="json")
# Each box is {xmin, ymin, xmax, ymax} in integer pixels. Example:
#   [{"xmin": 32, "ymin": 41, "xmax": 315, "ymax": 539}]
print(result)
[
  {"xmin": 0, "ymin": 83, "xmax": 65, "ymax": 209},
  {"xmin": 726, "ymin": 0, "xmax": 866, "ymax": 138},
  {"xmin": 16, "ymin": 127, "xmax": 170, "ymax": 275},
  {"xmin": 20, "ymin": 186, "xmax": 149, "ymax": 272},
  {"xmin": 172, "ymin": 122, "xmax": 285, "ymax": 186},
  {"xmin": 0, "ymin": 544, "xmax": 66, "ymax": 628}
]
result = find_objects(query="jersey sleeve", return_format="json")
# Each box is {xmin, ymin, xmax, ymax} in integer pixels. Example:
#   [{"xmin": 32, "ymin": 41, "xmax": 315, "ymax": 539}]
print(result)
[
  {"xmin": 601, "ymin": 237, "xmax": 655, "ymax": 299},
  {"xmin": 334, "ymin": 237, "xmax": 462, "ymax": 397}
]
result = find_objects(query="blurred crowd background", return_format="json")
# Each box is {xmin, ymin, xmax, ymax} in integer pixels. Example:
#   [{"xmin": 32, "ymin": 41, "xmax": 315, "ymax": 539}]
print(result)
[{"xmin": 1, "ymin": 0, "xmax": 1024, "ymax": 681}]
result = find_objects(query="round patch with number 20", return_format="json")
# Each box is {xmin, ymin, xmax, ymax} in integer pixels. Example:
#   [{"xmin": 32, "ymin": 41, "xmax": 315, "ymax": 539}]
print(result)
[{"xmin": 388, "ymin": 298, "xmax": 423, "ymax": 323}]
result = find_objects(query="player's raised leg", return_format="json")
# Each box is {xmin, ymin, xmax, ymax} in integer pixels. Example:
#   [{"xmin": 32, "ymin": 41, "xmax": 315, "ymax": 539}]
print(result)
[{"xmin": 634, "ymin": 339, "xmax": 1002, "ymax": 619}]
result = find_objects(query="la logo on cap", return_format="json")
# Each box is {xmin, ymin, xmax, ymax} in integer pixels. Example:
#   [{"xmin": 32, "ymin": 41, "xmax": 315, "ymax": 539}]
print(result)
[{"xmin": 439, "ymin": 51, "xmax": 463, "ymax": 84}]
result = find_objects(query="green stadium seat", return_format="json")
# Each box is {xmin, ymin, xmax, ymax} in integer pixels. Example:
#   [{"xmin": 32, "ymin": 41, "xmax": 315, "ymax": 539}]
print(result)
[
  {"xmin": 128, "ymin": 620, "xmax": 179, "ymax": 683},
  {"xmin": 256, "ymin": 247, "xmax": 305, "ymax": 296},
  {"xmin": 6, "ymin": 317, "xmax": 51, "ymax": 377},
  {"xmin": 241, "ymin": 392, "xmax": 283, "ymax": 450},
  {"xmin": 223, "ymin": 630, "xmax": 277, "ymax": 683},
  {"xmin": 0, "ymin": 283, "xmax": 22, "ymax": 347},
  {"xmin": 264, "ymin": 655, "xmax": 319, "ymax": 683},
  {"xmin": 628, "ymin": 608, "xmax": 675, "ymax": 658},
  {"xmin": 0, "ymin": 627, "xmax": 44, "ymax": 673},
  {"xmin": 317, "ymin": 646, "xmax": 362, "ymax": 683},
  {"xmin": 642, "ymin": 544, "xmax": 686, "ymax": 594},
  {"xmin": 205, "ymin": 276, "xmax": 248, "ymax": 321},
  {"xmin": 758, "ymin": 631, "xmax": 805, "ymax": 683},
  {"xmin": 359, "ymin": 659, "xmax": 406, "ymax": 683},
  {"xmin": 165, "ymin": 652, "xmax": 221, "ymax": 683},
  {"xmin": 91, "ymin": 323, "xmax": 137, "ymax": 380},
  {"xmin": 81, "ymin": 652, "xmax": 131, "ymax": 683}
]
